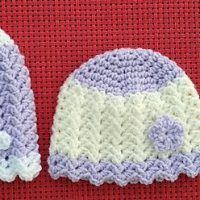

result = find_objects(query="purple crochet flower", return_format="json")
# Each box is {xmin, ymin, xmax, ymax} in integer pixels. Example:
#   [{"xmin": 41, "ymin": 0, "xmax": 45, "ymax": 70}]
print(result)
[{"xmin": 148, "ymin": 116, "xmax": 184, "ymax": 152}]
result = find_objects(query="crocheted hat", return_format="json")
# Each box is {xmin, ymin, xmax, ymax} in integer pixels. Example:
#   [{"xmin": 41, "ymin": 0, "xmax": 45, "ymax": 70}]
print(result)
[
  {"xmin": 48, "ymin": 48, "xmax": 200, "ymax": 186},
  {"xmin": 0, "ymin": 28, "xmax": 41, "ymax": 181}
]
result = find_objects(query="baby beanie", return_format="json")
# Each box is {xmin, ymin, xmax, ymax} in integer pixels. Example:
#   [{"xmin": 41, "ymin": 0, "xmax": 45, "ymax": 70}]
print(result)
[
  {"xmin": 48, "ymin": 48, "xmax": 200, "ymax": 186},
  {"xmin": 0, "ymin": 28, "xmax": 41, "ymax": 181}
]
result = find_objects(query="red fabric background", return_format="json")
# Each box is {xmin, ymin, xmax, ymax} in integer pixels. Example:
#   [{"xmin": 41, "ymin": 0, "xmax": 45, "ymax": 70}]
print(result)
[{"xmin": 0, "ymin": 0, "xmax": 200, "ymax": 199}]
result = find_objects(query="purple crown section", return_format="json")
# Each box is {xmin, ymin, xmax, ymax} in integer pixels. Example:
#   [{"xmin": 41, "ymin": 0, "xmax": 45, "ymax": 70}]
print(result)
[
  {"xmin": 48, "ymin": 152, "xmax": 200, "ymax": 186},
  {"xmin": 0, "ymin": 44, "xmax": 39, "ymax": 160},
  {"xmin": 73, "ymin": 48, "xmax": 183, "ymax": 96}
]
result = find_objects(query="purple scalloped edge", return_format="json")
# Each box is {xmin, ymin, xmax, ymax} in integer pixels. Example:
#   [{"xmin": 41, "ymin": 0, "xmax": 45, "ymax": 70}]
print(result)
[{"xmin": 48, "ymin": 151, "xmax": 200, "ymax": 186}]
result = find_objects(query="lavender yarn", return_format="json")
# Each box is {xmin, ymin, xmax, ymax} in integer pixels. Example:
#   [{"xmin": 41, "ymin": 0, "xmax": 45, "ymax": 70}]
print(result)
[
  {"xmin": 0, "ymin": 45, "xmax": 39, "ymax": 162},
  {"xmin": 48, "ymin": 152, "xmax": 200, "ymax": 186},
  {"xmin": 148, "ymin": 116, "xmax": 184, "ymax": 152},
  {"xmin": 73, "ymin": 48, "xmax": 183, "ymax": 96}
]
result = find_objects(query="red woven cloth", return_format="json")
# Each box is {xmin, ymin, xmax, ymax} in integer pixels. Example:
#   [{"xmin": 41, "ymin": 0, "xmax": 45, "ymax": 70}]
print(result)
[{"xmin": 0, "ymin": 0, "xmax": 200, "ymax": 199}]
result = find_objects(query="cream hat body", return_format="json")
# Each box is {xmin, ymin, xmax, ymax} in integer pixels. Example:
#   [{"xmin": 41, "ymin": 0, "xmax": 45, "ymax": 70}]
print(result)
[{"xmin": 48, "ymin": 48, "xmax": 200, "ymax": 186}]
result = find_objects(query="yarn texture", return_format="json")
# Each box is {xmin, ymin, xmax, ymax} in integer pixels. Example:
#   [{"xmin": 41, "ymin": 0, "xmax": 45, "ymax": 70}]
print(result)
[
  {"xmin": 48, "ymin": 48, "xmax": 200, "ymax": 186},
  {"xmin": 0, "ymin": 28, "xmax": 41, "ymax": 182},
  {"xmin": 148, "ymin": 115, "xmax": 184, "ymax": 152}
]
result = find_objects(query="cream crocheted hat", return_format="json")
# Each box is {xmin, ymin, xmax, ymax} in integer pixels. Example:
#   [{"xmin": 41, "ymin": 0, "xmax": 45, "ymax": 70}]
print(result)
[
  {"xmin": 48, "ymin": 48, "xmax": 200, "ymax": 186},
  {"xmin": 0, "ymin": 28, "xmax": 41, "ymax": 181}
]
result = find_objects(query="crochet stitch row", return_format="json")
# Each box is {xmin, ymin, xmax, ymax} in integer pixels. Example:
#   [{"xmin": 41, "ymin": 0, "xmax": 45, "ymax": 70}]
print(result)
[{"xmin": 48, "ymin": 152, "xmax": 200, "ymax": 186}]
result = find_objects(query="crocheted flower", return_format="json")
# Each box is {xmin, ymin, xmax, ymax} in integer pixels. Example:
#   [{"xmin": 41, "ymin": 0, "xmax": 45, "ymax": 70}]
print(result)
[{"xmin": 148, "ymin": 116, "xmax": 184, "ymax": 152}]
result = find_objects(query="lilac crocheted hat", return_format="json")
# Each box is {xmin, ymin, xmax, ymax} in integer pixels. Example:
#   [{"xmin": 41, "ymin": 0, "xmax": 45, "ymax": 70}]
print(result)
[
  {"xmin": 0, "ymin": 28, "xmax": 41, "ymax": 181},
  {"xmin": 48, "ymin": 48, "xmax": 200, "ymax": 186}
]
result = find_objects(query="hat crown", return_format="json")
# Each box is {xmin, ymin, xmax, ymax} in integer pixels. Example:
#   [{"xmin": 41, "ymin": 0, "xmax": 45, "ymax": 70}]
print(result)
[{"xmin": 74, "ymin": 48, "xmax": 183, "ymax": 95}]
